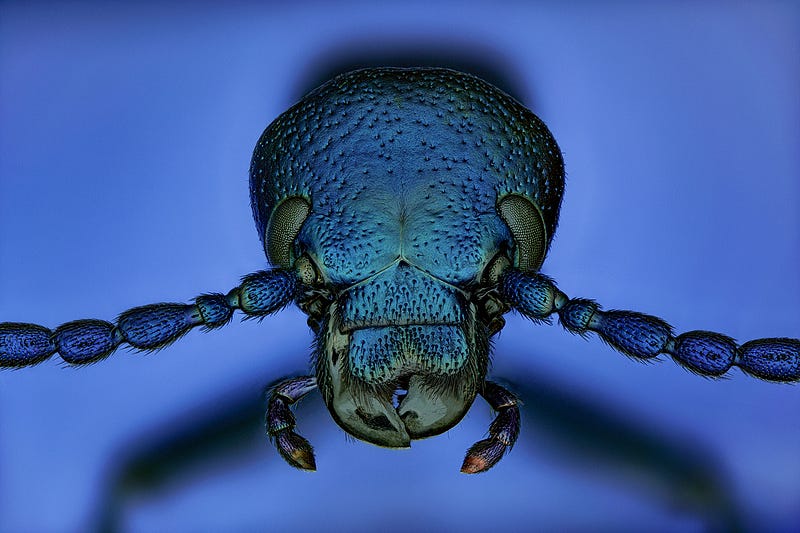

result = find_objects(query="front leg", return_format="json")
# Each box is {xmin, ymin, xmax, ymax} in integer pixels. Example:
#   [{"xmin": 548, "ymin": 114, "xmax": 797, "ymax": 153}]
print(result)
[
  {"xmin": 461, "ymin": 381, "xmax": 520, "ymax": 474},
  {"xmin": 501, "ymin": 269, "xmax": 800, "ymax": 382},
  {"xmin": 267, "ymin": 376, "xmax": 318, "ymax": 471}
]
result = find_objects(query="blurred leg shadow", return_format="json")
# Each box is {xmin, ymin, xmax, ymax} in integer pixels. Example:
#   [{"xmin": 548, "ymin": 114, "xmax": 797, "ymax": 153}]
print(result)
[
  {"xmin": 503, "ymin": 370, "xmax": 742, "ymax": 532},
  {"xmin": 94, "ymin": 366, "xmax": 742, "ymax": 532}
]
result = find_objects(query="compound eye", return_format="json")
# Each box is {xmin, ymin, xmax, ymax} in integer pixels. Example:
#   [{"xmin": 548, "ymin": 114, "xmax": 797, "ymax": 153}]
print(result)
[
  {"xmin": 266, "ymin": 196, "xmax": 311, "ymax": 268},
  {"xmin": 497, "ymin": 193, "xmax": 547, "ymax": 271}
]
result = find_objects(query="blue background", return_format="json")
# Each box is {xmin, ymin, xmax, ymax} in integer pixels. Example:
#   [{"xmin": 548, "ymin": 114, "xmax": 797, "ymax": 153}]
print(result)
[{"xmin": 1, "ymin": 1, "xmax": 798, "ymax": 531}]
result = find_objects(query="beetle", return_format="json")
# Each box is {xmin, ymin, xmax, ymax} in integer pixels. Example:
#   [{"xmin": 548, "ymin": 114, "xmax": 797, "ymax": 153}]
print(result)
[{"xmin": 1, "ymin": 67, "xmax": 798, "ymax": 474}]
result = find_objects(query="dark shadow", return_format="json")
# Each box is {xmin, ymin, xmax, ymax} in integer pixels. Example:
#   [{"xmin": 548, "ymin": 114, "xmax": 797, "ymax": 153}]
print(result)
[
  {"xmin": 94, "ymin": 372, "xmax": 327, "ymax": 533},
  {"xmin": 293, "ymin": 39, "xmax": 533, "ymax": 108},
  {"xmin": 503, "ymin": 365, "xmax": 743, "ymax": 532},
  {"xmin": 94, "ymin": 364, "xmax": 742, "ymax": 533}
]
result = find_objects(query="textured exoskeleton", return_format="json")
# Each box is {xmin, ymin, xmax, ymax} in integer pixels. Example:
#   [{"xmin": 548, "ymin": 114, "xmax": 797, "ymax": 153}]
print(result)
[{"xmin": 1, "ymin": 68, "xmax": 798, "ymax": 473}]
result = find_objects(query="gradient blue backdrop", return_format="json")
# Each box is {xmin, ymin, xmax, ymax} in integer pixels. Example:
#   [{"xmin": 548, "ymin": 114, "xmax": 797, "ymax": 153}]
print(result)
[{"xmin": 1, "ymin": 1, "xmax": 798, "ymax": 531}]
